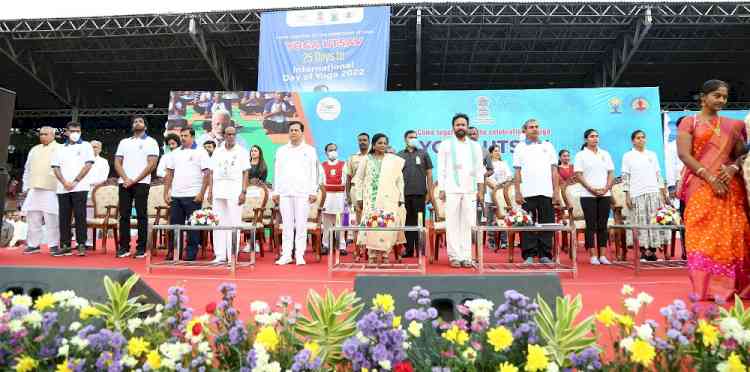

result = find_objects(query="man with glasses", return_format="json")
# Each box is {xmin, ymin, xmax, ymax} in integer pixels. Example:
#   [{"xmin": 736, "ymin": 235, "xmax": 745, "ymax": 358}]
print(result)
[
  {"xmin": 21, "ymin": 126, "xmax": 61, "ymax": 255},
  {"xmin": 51, "ymin": 122, "xmax": 95, "ymax": 256}
]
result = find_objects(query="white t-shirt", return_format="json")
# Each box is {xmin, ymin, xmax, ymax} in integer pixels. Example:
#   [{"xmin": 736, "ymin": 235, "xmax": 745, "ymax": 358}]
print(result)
[
  {"xmin": 486, "ymin": 159, "xmax": 512, "ymax": 202},
  {"xmin": 84, "ymin": 156, "xmax": 110, "ymax": 191},
  {"xmin": 114, "ymin": 135, "xmax": 160, "ymax": 184},
  {"xmin": 210, "ymin": 143, "xmax": 250, "ymax": 200},
  {"xmin": 437, "ymin": 138, "xmax": 485, "ymax": 194},
  {"xmin": 574, "ymin": 147, "xmax": 615, "ymax": 197},
  {"xmin": 622, "ymin": 149, "xmax": 663, "ymax": 198},
  {"xmin": 166, "ymin": 145, "xmax": 211, "ymax": 197},
  {"xmin": 273, "ymin": 142, "xmax": 319, "ymax": 197},
  {"xmin": 512, "ymin": 141, "xmax": 557, "ymax": 198},
  {"xmin": 50, "ymin": 141, "xmax": 95, "ymax": 194}
]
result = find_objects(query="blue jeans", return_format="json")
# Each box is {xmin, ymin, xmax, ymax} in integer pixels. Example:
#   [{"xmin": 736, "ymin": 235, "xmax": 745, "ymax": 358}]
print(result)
[{"xmin": 170, "ymin": 197, "xmax": 201, "ymax": 260}]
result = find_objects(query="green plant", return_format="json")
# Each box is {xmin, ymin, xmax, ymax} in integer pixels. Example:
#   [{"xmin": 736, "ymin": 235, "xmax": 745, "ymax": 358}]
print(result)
[
  {"xmin": 93, "ymin": 274, "xmax": 155, "ymax": 331},
  {"xmin": 295, "ymin": 289, "xmax": 363, "ymax": 367},
  {"xmin": 534, "ymin": 294, "xmax": 598, "ymax": 368},
  {"xmin": 719, "ymin": 295, "xmax": 750, "ymax": 328}
]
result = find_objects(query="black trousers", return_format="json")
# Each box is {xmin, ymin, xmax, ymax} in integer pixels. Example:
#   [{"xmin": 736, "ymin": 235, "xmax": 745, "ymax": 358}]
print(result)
[
  {"xmin": 58, "ymin": 191, "xmax": 88, "ymax": 249},
  {"xmin": 678, "ymin": 201, "xmax": 686, "ymax": 244},
  {"xmin": 118, "ymin": 184, "xmax": 150, "ymax": 255},
  {"xmin": 580, "ymin": 196, "xmax": 611, "ymax": 250},
  {"xmin": 404, "ymin": 194, "xmax": 426, "ymax": 256},
  {"xmin": 169, "ymin": 197, "xmax": 201, "ymax": 260},
  {"xmin": 520, "ymin": 195, "xmax": 554, "ymax": 259}
]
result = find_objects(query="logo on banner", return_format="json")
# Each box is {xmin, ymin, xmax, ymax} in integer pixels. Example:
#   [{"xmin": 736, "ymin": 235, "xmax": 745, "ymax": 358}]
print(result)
[
  {"xmin": 475, "ymin": 96, "xmax": 495, "ymax": 125},
  {"xmin": 632, "ymin": 97, "xmax": 649, "ymax": 112},
  {"xmin": 608, "ymin": 97, "xmax": 622, "ymax": 114},
  {"xmin": 317, "ymin": 97, "xmax": 342, "ymax": 120}
]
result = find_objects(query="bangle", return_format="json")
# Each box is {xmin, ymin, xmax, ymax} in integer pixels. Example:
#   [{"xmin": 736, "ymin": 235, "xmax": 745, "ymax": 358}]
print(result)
[
  {"xmin": 696, "ymin": 167, "xmax": 707, "ymax": 177},
  {"xmin": 730, "ymin": 164, "xmax": 740, "ymax": 171}
]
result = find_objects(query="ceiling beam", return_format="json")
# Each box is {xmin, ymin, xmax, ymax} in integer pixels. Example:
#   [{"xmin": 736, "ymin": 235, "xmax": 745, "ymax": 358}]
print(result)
[
  {"xmin": 595, "ymin": 8, "xmax": 653, "ymax": 87},
  {"xmin": 187, "ymin": 17, "xmax": 243, "ymax": 90}
]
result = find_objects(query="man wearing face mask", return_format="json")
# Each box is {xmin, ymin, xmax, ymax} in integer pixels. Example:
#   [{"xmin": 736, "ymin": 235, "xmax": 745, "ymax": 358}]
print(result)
[
  {"xmin": 397, "ymin": 130, "xmax": 433, "ymax": 258},
  {"xmin": 51, "ymin": 121, "xmax": 95, "ymax": 256},
  {"xmin": 319, "ymin": 143, "xmax": 348, "ymax": 256},
  {"xmin": 114, "ymin": 117, "xmax": 160, "ymax": 258},
  {"xmin": 346, "ymin": 133, "xmax": 370, "ymax": 218}
]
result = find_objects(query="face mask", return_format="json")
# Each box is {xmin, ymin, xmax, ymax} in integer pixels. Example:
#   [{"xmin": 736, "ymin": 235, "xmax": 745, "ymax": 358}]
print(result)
[
  {"xmin": 407, "ymin": 138, "xmax": 419, "ymax": 148},
  {"xmin": 327, "ymin": 151, "xmax": 338, "ymax": 160},
  {"xmin": 68, "ymin": 132, "xmax": 80, "ymax": 142}
]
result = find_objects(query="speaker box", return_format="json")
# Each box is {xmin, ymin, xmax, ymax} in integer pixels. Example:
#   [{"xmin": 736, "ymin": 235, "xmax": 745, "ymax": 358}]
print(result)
[
  {"xmin": 0, "ymin": 266, "xmax": 162, "ymax": 305},
  {"xmin": 0, "ymin": 88, "xmax": 15, "ymax": 223},
  {"xmin": 354, "ymin": 274, "xmax": 563, "ymax": 320}
]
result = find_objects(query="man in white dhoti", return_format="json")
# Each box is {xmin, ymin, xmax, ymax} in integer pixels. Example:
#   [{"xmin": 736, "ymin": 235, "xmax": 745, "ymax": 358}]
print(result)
[
  {"xmin": 273, "ymin": 121, "xmax": 319, "ymax": 266},
  {"xmin": 320, "ymin": 143, "xmax": 348, "ymax": 256},
  {"xmin": 21, "ymin": 127, "xmax": 61, "ymax": 255},
  {"xmin": 82, "ymin": 140, "xmax": 110, "ymax": 250},
  {"xmin": 208, "ymin": 126, "xmax": 249, "ymax": 264},
  {"xmin": 437, "ymin": 114, "xmax": 485, "ymax": 268}
]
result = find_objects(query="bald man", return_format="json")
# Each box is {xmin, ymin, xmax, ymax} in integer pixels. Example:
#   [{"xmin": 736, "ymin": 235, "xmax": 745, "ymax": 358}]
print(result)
[
  {"xmin": 196, "ymin": 110, "xmax": 246, "ymax": 148},
  {"xmin": 21, "ymin": 127, "xmax": 61, "ymax": 255}
]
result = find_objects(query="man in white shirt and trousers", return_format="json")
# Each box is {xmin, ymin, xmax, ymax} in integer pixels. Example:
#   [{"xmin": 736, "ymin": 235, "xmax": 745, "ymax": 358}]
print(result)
[
  {"xmin": 22, "ymin": 126, "xmax": 61, "ymax": 255},
  {"xmin": 438, "ymin": 113, "xmax": 485, "ymax": 268},
  {"xmin": 208, "ymin": 125, "xmax": 249, "ymax": 264},
  {"xmin": 51, "ymin": 121, "xmax": 95, "ymax": 256},
  {"xmin": 273, "ymin": 121, "xmax": 319, "ymax": 266},
  {"xmin": 83, "ymin": 140, "xmax": 110, "ymax": 250}
]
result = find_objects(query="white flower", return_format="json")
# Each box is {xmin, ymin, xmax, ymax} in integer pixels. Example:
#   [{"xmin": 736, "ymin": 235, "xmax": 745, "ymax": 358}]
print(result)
[
  {"xmin": 356, "ymin": 331, "xmax": 369, "ymax": 343},
  {"xmin": 378, "ymin": 360, "xmax": 392, "ymax": 370},
  {"xmin": 8, "ymin": 319, "xmax": 23, "ymax": 333},
  {"xmin": 11, "ymin": 295, "xmax": 32, "ymax": 308},
  {"xmin": 144, "ymin": 312, "xmax": 162, "ymax": 326},
  {"xmin": 624, "ymin": 298, "xmax": 642, "ymax": 314},
  {"xmin": 407, "ymin": 321, "xmax": 423, "ymax": 337},
  {"xmin": 250, "ymin": 301, "xmax": 270, "ymax": 313},
  {"xmin": 68, "ymin": 322, "xmax": 82, "ymax": 332},
  {"xmin": 127, "ymin": 318, "xmax": 143, "ymax": 334},
  {"xmin": 198, "ymin": 341, "xmax": 211, "ymax": 354},
  {"xmin": 255, "ymin": 312, "xmax": 283, "ymax": 326},
  {"xmin": 0, "ymin": 301, "xmax": 6, "ymax": 316},
  {"xmin": 57, "ymin": 344, "xmax": 70, "ymax": 357},
  {"xmin": 719, "ymin": 317, "xmax": 750, "ymax": 345},
  {"xmin": 23, "ymin": 311, "xmax": 42, "ymax": 328},
  {"xmin": 619, "ymin": 336, "xmax": 634, "ymax": 351},
  {"xmin": 547, "ymin": 362, "xmax": 560, "ymax": 372},
  {"xmin": 464, "ymin": 299, "xmax": 494, "ymax": 322},
  {"xmin": 621, "ymin": 285, "xmax": 634, "ymax": 296},
  {"xmin": 161, "ymin": 358, "xmax": 176, "ymax": 371},
  {"xmin": 635, "ymin": 324, "xmax": 653, "ymax": 341},
  {"xmin": 121, "ymin": 355, "xmax": 138, "ymax": 368},
  {"xmin": 637, "ymin": 292, "xmax": 654, "ymax": 305},
  {"xmin": 52, "ymin": 290, "xmax": 77, "ymax": 305},
  {"xmin": 67, "ymin": 297, "xmax": 90, "ymax": 310},
  {"xmin": 70, "ymin": 336, "xmax": 89, "ymax": 349},
  {"xmin": 402, "ymin": 341, "xmax": 411, "ymax": 350}
]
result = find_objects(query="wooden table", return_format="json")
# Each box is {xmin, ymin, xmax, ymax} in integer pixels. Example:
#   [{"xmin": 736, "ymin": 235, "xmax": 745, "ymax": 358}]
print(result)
[{"xmin": 609, "ymin": 224, "xmax": 686, "ymax": 275}]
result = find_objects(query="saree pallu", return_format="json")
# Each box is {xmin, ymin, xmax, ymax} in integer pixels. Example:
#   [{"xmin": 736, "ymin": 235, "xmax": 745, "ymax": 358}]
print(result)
[
  {"xmin": 354, "ymin": 154, "xmax": 406, "ymax": 252},
  {"xmin": 679, "ymin": 115, "xmax": 750, "ymax": 300}
]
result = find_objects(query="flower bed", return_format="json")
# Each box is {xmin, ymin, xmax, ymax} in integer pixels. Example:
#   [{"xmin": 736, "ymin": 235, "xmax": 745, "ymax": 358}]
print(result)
[{"xmin": 0, "ymin": 276, "xmax": 748, "ymax": 371}]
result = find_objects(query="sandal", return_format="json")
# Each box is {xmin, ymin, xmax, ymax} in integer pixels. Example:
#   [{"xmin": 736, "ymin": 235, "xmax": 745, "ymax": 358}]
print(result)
[
  {"xmin": 449, "ymin": 260, "xmax": 462, "ymax": 268},
  {"xmin": 461, "ymin": 261, "xmax": 474, "ymax": 268}
]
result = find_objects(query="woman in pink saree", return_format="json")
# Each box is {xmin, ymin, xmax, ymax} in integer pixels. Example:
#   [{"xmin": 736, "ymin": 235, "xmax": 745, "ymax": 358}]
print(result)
[{"xmin": 677, "ymin": 79, "xmax": 750, "ymax": 301}]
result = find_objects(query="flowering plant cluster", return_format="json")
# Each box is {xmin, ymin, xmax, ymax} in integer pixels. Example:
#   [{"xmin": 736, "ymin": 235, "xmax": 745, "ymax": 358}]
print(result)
[
  {"xmin": 650, "ymin": 205, "xmax": 680, "ymax": 225},
  {"xmin": 362, "ymin": 209, "xmax": 396, "ymax": 228},
  {"xmin": 504, "ymin": 209, "xmax": 533, "ymax": 227},
  {"xmin": 188, "ymin": 209, "xmax": 219, "ymax": 226}
]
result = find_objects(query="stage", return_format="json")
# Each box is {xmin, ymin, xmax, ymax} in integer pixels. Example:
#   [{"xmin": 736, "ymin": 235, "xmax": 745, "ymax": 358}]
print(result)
[{"xmin": 0, "ymin": 240, "xmax": 700, "ymax": 322}]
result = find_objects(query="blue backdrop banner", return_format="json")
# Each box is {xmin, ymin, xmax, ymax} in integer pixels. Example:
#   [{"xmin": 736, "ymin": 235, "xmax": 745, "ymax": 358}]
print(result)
[{"xmin": 258, "ymin": 6, "xmax": 390, "ymax": 92}]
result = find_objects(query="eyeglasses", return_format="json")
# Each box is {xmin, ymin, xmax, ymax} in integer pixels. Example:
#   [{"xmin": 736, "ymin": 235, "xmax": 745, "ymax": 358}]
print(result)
[{"xmin": 224, "ymin": 133, "xmax": 236, "ymax": 136}]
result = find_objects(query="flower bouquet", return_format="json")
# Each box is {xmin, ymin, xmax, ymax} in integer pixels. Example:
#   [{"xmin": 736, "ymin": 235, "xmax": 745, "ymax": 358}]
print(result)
[
  {"xmin": 361, "ymin": 209, "xmax": 396, "ymax": 228},
  {"xmin": 504, "ymin": 209, "xmax": 533, "ymax": 227},
  {"xmin": 188, "ymin": 209, "xmax": 219, "ymax": 226},
  {"xmin": 651, "ymin": 206, "xmax": 680, "ymax": 225}
]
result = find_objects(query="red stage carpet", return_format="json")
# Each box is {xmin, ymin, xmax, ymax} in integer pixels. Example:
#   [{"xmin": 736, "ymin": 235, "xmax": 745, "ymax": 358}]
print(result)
[{"xmin": 0, "ymin": 242, "xmax": 703, "ymax": 322}]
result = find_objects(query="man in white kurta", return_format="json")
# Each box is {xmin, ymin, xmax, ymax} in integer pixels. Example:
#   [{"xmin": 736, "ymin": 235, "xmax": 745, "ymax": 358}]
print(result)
[
  {"xmin": 437, "ymin": 114, "xmax": 485, "ymax": 268},
  {"xmin": 209, "ymin": 126, "xmax": 249, "ymax": 264},
  {"xmin": 83, "ymin": 140, "xmax": 110, "ymax": 249},
  {"xmin": 22, "ymin": 127, "xmax": 61, "ymax": 255},
  {"xmin": 273, "ymin": 121, "xmax": 319, "ymax": 266}
]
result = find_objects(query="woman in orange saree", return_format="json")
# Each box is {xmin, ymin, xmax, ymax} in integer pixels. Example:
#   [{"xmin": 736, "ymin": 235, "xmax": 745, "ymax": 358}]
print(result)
[{"xmin": 677, "ymin": 79, "xmax": 750, "ymax": 301}]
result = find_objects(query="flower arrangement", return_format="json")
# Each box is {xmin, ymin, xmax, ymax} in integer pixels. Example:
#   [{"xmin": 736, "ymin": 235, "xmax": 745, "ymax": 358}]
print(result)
[
  {"xmin": 188, "ymin": 208, "xmax": 219, "ymax": 226},
  {"xmin": 362, "ymin": 209, "xmax": 396, "ymax": 228},
  {"xmin": 651, "ymin": 206, "xmax": 681, "ymax": 225},
  {"xmin": 504, "ymin": 209, "xmax": 533, "ymax": 227}
]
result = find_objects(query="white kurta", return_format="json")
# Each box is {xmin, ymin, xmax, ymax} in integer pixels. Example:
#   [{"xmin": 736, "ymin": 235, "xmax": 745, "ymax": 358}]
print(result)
[{"xmin": 21, "ymin": 145, "xmax": 60, "ymax": 249}]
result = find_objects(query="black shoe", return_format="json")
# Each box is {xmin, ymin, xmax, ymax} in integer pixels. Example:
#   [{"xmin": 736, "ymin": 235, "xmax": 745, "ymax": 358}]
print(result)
[
  {"xmin": 23, "ymin": 246, "xmax": 40, "ymax": 255},
  {"xmin": 320, "ymin": 248, "xmax": 329, "ymax": 256},
  {"xmin": 401, "ymin": 252, "xmax": 415, "ymax": 258},
  {"xmin": 85, "ymin": 245, "xmax": 94, "ymax": 251},
  {"xmin": 339, "ymin": 249, "xmax": 348, "ymax": 256},
  {"xmin": 48, "ymin": 246, "xmax": 59, "ymax": 256},
  {"xmin": 53, "ymin": 246, "xmax": 73, "ymax": 257},
  {"xmin": 117, "ymin": 251, "xmax": 132, "ymax": 258},
  {"xmin": 77, "ymin": 246, "xmax": 86, "ymax": 256},
  {"xmin": 134, "ymin": 252, "xmax": 146, "ymax": 259}
]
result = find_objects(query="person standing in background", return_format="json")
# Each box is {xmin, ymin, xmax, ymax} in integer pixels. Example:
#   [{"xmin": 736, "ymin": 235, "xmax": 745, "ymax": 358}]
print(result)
[
  {"xmin": 82, "ymin": 140, "xmax": 110, "ymax": 251},
  {"xmin": 346, "ymin": 132, "xmax": 370, "ymax": 243},
  {"xmin": 320, "ymin": 143, "xmax": 348, "ymax": 256},
  {"xmin": 156, "ymin": 133, "xmax": 180, "ymax": 179},
  {"xmin": 21, "ymin": 127, "xmax": 61, "ymax": 255},
  {"xmin": 248, "ymin": 145, "xmax": 268, "ymax": 184},
  {"xmin": 485, "ymin": 144, "xmax": 511, "ymax": 250},
  {"xmin": 397, "ymin": 130, "xmax": 433, "ymax": 258},
  {"xmin": 203, "ymin": 140, "xmax": 216, "ymax": 157}
]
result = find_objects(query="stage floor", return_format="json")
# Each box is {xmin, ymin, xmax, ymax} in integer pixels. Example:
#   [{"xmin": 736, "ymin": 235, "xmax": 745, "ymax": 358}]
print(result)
[{"xmin": 0, "ymin": 242, "xmax": 700, "ymax": 322}]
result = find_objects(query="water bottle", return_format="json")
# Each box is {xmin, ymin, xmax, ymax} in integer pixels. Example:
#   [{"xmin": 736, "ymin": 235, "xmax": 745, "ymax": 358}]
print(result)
[{"xmin": 342, "ymin": 204, "xmax": 350, "ymax": 227}]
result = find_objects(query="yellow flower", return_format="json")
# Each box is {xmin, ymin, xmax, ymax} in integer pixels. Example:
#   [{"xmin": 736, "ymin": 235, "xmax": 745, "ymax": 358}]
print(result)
[
  {"xmin": 487, "ymin": 326, "xmax": 514, "ymax": 351},
  {"xmin": 629, "ymin": 339, "xmax": 656, "ymax": 367},
  {"xmin": 55, "ymin": 360, "xmax": 72, "ymax": 372},
  {"xmin": 256, "ymin": 326, "xmax": 280, "ymax": 351},
  {"xmin": 697, "ymin": 320, "xmax": 719, "ymax": 348},
  {"xmin": 616, "ymin": 314, "xmax": 634, "ymax": 331},
  {"xmin": 442, "ymin": 324, "xmax": 469, "ymax": 345},
  {"xmin": 1, "ymin": 291, "xmax": 12, "ymax": 299},
  {"xmin": 127, "ymin": 337, "xmax": 150, "ymax": 357},
  {"xmin": 726, "ymin": 353, "xmax": 747, "ymax": 372},
  {"xmin": 15, "ymin": 355, "xmax": 38, "ymax": 372},
  {"xmin": 392, "ymin": 316, "xmax": 402, "ymax": 328},
  {"xmin": 304, "ymin": 341, "xmax": 320, "ymax": 358},
  {"xmin": 372, "ymin": 294, "xmax": 395, "ymax": 313},
  {"xmin": 524, "ymin": 344, "xmax": 549, "ymax": 372},
  {"xmin": 498, "ymin": 362, "xmax": 519, "ymax": 372},
  {"xmin": 408, "ymin": 321, "xmax": 423, "ymax": 338},
  {"xmin": 462, "ymin": 347, "xmax": 478, "ymax": 362},
  {"xmin": 79, "ymin": 306, "xmax": 102, "ymax": 320},
  {"xmin": 596, "ymin": 306, "xmax": 617, "ymax": 327},
  {"xmin": 146, "ymin": 350, "xmax": 161, "ymax": 369},
  {"xmin": 361, "ymin": 369, "xmax": 369, "ymax": 372},
  {"xmin": 34, "ymin": 293, "xmax": 56, "ymax": 312}
]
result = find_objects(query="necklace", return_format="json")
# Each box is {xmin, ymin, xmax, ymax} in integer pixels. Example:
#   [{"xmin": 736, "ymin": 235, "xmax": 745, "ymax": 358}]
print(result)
[{"xmin": 699, "ymin": 115, "xmax": 720, "ymax": 136}]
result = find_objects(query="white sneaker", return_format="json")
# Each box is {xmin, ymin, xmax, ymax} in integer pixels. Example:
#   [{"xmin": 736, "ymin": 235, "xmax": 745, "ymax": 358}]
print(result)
[
  {"xmin": 241, "ymin": 244, "xmax": 251, "ymax": 253},
  {"xmin": 598, "ymin": 256, "xmax": 611, "ymax": 265},
  {"xmin": 295, "ymin": 257, "xmax": 306, "ymax": 266},
  {"xmin": 210, "ymin": 258, "xmax": 227, "ymax": 265},
  {"xmin": 254, "ymin": 242, "xmax": 261, "ymax": 253},
  {"xmin": 275, "ymin": 257, "xmax": 293, "ymax": 265},
  {"xmin": 590, "ymin": 256, "xmax": 600, "ymax": 265}
]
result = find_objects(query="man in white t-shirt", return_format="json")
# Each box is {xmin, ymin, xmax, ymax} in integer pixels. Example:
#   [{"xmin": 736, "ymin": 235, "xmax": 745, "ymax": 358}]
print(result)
[
  {"xmin": 50, "ymin": 122, "xmax": 95, "ymax": 256},
  {"xmin": 83, "ymin": 140, "xmax": 110, "ymax": 250},
  {"xmin": 114, "ymin": 117, "xmax": 160, "ymax": 258},
  {"xmin": 208, "ymin": 125, "xmax": 250, "ymax": 264},
  {"xmin": 273, "ymin": 121, "xmax": 319, "ymax": 266},
  {"xmin": 164, "ymin": 128, "xmax": 211, "ymax": 261},
  {"xmin": 513, "ymin": 119, "xmax": 560, "ymax": 264}
]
